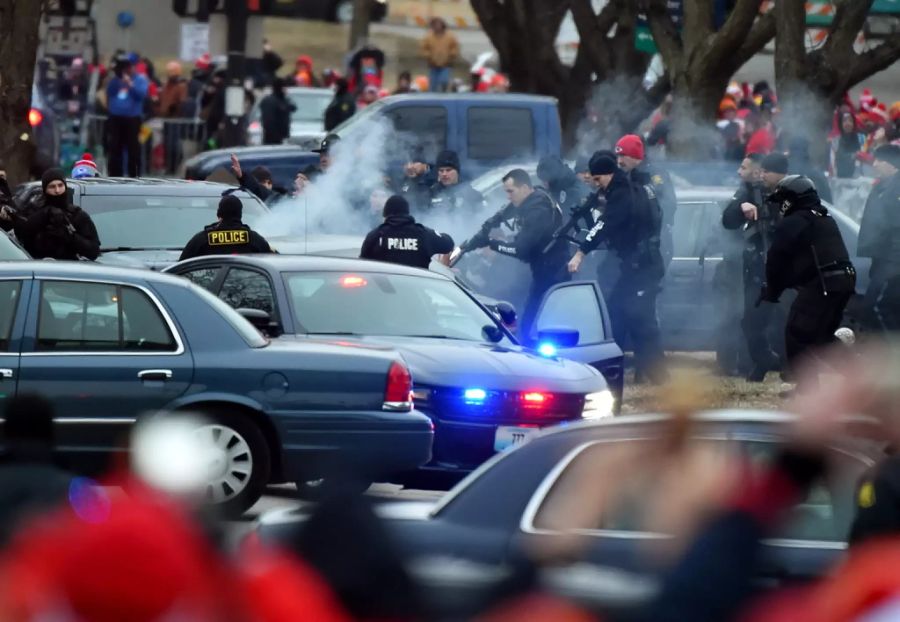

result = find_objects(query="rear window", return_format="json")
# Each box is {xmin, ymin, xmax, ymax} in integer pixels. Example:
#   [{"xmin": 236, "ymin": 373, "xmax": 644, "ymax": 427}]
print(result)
[
  {"xmin": 386, "ymin": 106, "xmax": 448, "ymax": 161},
  {"xmin": 467, "ymin": 108, "xmax": 535, "ymax": 161}
]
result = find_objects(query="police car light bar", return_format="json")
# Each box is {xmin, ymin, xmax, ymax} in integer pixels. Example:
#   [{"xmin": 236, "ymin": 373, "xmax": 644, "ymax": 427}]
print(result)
[
  {"xmin": 340, "ymin": 275, "xmax": 368, "ymax": 288},
  {"xmin": 537, "ymin": 342, "xmax": 557, "ymax": 357},
  {"xmin": 464, "ymin": 388, "xmax": 487, "ymax": 404}
]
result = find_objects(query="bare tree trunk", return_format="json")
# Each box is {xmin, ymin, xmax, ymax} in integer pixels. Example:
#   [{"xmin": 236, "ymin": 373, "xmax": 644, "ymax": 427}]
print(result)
[
  {"xmin": 0, "ymin": 0, "xmax": 44, "ymax": 184},
  {"xmin": 348, "ymin": 0, "xmax": 372, "ymax": 51}
]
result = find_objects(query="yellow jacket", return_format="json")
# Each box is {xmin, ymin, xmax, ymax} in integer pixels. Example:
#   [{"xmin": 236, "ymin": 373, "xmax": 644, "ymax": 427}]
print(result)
[{"xmin": 420, "ymin": 31, "xmax": 460, "ymax": 69}]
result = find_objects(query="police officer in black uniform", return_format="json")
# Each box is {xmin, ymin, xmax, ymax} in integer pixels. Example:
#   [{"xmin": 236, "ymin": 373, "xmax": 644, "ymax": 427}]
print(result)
[
  {"xmin": 460, "ymin": 169, "xmax": 568, "ymax": 343},
  {"xmin": 568, "ymin": 151, "xmax": 667, "ymax": 383},
  {"xmin": 360, "ymin": 194, "xmax": 455, "ymax": 269},
  {"xmin": 759, "ymin": 175, "xmax": 856, "ymax": 380},
  {"xmin": 722, "ymin": 152, "xmax": 782, "ymax": 381},
  {"xmin": 615, "ymin": 134, "xmax": 676, "ymax": 266},
  {"xmin": 424, "ymin": 150, "xmax": 484, "ymax": 218},
  {"xmin": 536, "ymin": 154, "xmax": 590, "ymax": 216},
  {"xmin": 848, "ymin": 452, "xmax": 900, "ymax": 546},
  {"xmin": 858, "ymin": 144, "xmax": 900, "ymax": 331},
  {"xmin": 180, "ymin": 195, "xmax": 273, "ymax": 260}
]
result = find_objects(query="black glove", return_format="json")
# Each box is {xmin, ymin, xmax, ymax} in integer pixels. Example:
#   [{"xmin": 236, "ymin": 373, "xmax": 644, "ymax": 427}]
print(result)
[
  {"xmin": 461, "ymin": 230, "xmax": 489, "ymax": 253},
  {"xmin": 756, "ymin": 284, "xmax": 778, "ymax": 307}
]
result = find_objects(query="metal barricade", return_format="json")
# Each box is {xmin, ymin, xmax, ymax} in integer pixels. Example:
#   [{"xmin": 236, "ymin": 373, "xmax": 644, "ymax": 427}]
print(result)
[
  {"xmin": 830, "ymin": 177, "xmax": 875, "ymax": 222},
  {"xmin": 83, "ymin": 114, "xmax": 207, "ymax": 176}
]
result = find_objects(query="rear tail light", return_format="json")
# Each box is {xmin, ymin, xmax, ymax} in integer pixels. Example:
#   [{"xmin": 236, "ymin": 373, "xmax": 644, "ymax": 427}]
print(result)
[
  {"xmin": 383, "ymin": 361, "xmax": 413, "ymax": 411},
  {"xmin": 28, "ymin": 108, "xmax": 43, "ymax": 127}
]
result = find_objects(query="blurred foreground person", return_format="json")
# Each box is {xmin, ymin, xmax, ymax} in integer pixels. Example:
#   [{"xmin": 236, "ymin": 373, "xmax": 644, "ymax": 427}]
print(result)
[
  {"xmin": 759, "ymin": 176, "xmax": 856, "ymax": 384},
  {"xmin": 0, "ymin": 394, "xmax": 74, "ymax": 548},
  {"xmin": 360, "ymin": 194, "xmax": 454, "ymax": 268},
  {"xmin": 569, "ymin": 152, "xmax": 667, "ymax": 383},
  {"xmin": 722, "ymin": 153, "xmax": 781, "ymax": 381},
  {"xmin": 5, "ymin": 169, "xmax": 100, "ymax": 261},
  {"xmin": 461, "ymin": 169, "xmax": 568, "ymax": 343},
  {"xmin": 180, "ymin": 195, "xmax": 272, "ymax": 260},
  {"xmin": 858, "ymin": 144, "xmax": 900, "ymax": 332}
]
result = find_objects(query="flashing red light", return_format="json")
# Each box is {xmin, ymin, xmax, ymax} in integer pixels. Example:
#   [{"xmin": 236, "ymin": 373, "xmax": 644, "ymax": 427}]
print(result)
[
  {"xmin": 340, "ymin": 275, "xmax": 368, "ymax": 288},
  {"xmin": 383, "ymin": 361, "xmax": 413, "ymax": 410},
  {"xmin": 28, "ymin": 108, "xmax": 43, "ymax": 127},
  {"xmin": 521, "ymin": 391, "xmax": 552, "ymax": 408}
]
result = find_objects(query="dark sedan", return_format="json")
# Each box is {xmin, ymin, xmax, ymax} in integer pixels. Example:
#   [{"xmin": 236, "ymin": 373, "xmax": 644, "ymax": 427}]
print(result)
[
  {"xmin": 165, "ymin": 254, "xmax": 622, "ymax": 485},
  {"xmin": 14, "ymin": 178, "xmax": 269, "ymax": 270},
  {"xmin": 257, "ymin": 411, "xmax": 883, "ymax": 605},
  {"xmin": 183, "ymin": 145, "xmax": 321, "ymax": 191},
  {"xmin": 0, "ymin": 261, "xmax": 432, "ymax": 514},
  {"xmin": 269, "ymin": 0, "xmax": 388, "ymax": 23}
]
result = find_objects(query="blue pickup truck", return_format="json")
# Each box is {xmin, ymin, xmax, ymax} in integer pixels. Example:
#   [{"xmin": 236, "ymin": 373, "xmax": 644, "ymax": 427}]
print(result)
[{"xmin": 331, "ymin": 94, "xmax": 562, "ymax": 177}]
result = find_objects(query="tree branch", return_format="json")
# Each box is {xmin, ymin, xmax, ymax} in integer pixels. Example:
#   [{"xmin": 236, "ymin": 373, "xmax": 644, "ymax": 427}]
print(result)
[
  {"xmin": 708, "ymin": 0, "xmax": 767, "ymax": 62},
  {"xmin": 825, "ymin": 0, "xmax": 874, "ymax": 59},
  {"xmin": 727, "ymin": 11, "xmax": 776, "ymax": 74},
  {"xmin": 846, "ymin": 36, "xmax": 900, "ymax": 87},
  {"xmin": 682, "ymin": 0, "xmax": 714, "ymax": 50},
  {"xmin": 645, "ymin": 0, "xmax": 684, "ymax": 72},
  {"xmin": 570, "ymin": 0, "xmax": 620, "ymax": 75}
]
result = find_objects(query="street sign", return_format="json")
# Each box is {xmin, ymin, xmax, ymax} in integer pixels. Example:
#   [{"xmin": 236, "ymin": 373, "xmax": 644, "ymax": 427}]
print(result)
[{"xmin": 180, "ymin": 22, "xmax": 210, "ymax": 62}]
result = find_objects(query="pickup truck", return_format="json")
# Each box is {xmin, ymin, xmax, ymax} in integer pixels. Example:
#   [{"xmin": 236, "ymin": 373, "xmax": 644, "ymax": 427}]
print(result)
[{"xmin": 331, "ymin": 94, "xmax": 563, "ymax": 177}]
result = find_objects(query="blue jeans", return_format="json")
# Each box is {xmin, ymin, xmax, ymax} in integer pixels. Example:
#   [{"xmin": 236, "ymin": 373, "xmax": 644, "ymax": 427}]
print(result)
[{"xmin": 429, "ymin": 66, "xmax": 451, "ymax": 92}]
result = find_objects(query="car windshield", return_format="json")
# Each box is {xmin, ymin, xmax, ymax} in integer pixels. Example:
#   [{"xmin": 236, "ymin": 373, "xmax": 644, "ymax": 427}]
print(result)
[
  {"xmin": 285, "ymin": 270, "xmax": 510, "ymax": 343},
  {"xmin": 80, "ymin": 195, "xmax": 268, "ymax": 250},
  {"xmin": 0, "ymin": 231, "xmax": 29, "ymax": 260}
]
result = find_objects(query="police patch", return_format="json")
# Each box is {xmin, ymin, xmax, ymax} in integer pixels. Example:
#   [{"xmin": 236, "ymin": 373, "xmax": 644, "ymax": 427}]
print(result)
[
  {"xmin": 652, "ymin": 174, "xmax": 664, "ymax": 186},
  {"xmin": 858, "ymin": 481, "xmax": 876, "ymax": 508},
  {"xmin": 208, "ymin": 230, "xmax": 249, "ymax": 245}
]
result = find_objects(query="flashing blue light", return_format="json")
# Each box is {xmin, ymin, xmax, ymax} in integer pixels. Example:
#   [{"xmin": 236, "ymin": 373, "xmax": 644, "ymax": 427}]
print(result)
[
  {"xmin": 464, "ymin": 388, "xmax": 487, "ymax": 403},
  {"xmin": 537, "ymin": 342, "xmax": 558, "ymax": 357}
]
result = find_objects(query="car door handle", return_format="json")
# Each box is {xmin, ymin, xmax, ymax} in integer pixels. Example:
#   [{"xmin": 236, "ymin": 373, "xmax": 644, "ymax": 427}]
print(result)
[
  {"xmin": 138, "ymin": 369, "xmax": 173, "ymax": 381},
  {"xmin": 0, "ymin": 369, "xmax": 12, "ymax": 379}
]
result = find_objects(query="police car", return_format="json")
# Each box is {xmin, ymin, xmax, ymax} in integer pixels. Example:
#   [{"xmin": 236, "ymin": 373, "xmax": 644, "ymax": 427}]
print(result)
[{"xmin": 165, "ymin": 254, "xmax": 624, "ymax": 487}]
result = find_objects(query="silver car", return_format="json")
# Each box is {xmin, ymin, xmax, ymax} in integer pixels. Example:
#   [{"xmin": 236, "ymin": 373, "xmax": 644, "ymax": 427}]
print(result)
[{"xmin": 247, "ymin": 87, "xmax": 333, "ymax": 147}]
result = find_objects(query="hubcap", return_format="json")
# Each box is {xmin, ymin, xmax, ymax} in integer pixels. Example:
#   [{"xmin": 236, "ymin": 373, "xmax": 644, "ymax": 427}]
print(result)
[
  {"xmin": 336, "ymin": 0, "xmax": 354, "ymax": 23},
  {"xmin": 195, "ymin": 424, "xmax": 253, "ymax": 504}
]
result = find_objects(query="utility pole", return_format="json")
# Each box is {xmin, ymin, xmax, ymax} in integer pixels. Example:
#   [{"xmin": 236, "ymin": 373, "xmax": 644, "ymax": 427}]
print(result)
[
  {"xmin": 222, "ymin": 0, "xmax": 249, "ymax": 148},
  {"xmin": 348, "ymin": 0, "xmax": 371, "ymax": 51}
]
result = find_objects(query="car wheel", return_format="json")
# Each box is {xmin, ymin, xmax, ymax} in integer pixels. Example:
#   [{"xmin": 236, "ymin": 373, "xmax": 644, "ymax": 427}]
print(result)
[
  {"xmin": 332, "ymin": 0, "xmax": 354, "ymax": 23},
  {"xmin": 294, "ymin": 477, "xmax": 371, "ymax": 500},
  {"xmin": 195, "ymin": 413, "xmax": 271, "ymax": 517}
]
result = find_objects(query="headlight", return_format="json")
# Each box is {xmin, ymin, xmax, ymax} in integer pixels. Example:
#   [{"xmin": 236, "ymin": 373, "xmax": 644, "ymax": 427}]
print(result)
[{"xmin": 582, "ymin": 390, "xmax": 614, "ymax": 419}]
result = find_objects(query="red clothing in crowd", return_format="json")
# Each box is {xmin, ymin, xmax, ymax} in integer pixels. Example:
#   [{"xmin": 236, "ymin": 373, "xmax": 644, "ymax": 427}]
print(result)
[{"xmin": 746, "ymin": 125, "xmax": 776, "ymax": 155}]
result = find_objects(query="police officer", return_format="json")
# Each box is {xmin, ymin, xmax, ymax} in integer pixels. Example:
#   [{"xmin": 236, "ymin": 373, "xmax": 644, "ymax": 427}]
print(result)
[
  {"xmin": 5, "ymin": 168, "xmax": 100, "ymax": 261},
  {"xmin": 858, "ymin": 144, "xmax": 900, "ymax": 331},
  {"xmin": 848, "ymin": 453, "xmax": 900, "ymax": 546},
  {"xmin": 615, "ymin": 134, "xmax": 676, "ymax": 265},
  {"xmin": 180, "ymin": 195, "xmax": 273, "ymax": 260},
  {"xmin": 311, "ymin": 133, "xmax": 340, "ymax": 177},
  {"xmin": 425, "ymin": 150, "xmax": 484, "ymax": 217},
  {"xmin": 536, "ymin": 155, "xmax": 590, "ymax": 216},
  {"xmin": 722, "ymin": 152, "xmax": 782, "ymax": 381},
  {"xmin": 568, "ymin": 151, "xmax": 667, "ymax": 383},
  {"xmin": 760, "ymin": 175, "xmax": 856, "ymax": 380},
  {"xmin": 360, "ymin": 195, "xmax": 454, "ymax": 268},
  {"xmin": 396, "ymin": 147, "xmax": 434, "ymax": 212},
  {"xmin": 460, "ymin": 169, "xmax": 568, "ymax": 343}
]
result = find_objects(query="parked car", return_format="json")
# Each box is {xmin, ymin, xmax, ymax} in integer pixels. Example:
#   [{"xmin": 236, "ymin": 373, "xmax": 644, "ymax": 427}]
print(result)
[
  {"xmin": 256, "ymin": 410, "xmax": 884, "ymax": 608},
  {"xmin": 269, "ymin": 0, "xmax": 388, "ymax": 23},
  {"xmin": 183, "ymin": 145, "xmax": 321, "ymax": 191},
  {"xmin": 14, "ymin": 178, "xmax": 269, "ymax": 270},
  {"xmin": 330, "ymin": 94, "xmax": 562, "ymax": 178},
  {"xmin": 165, "ymin": 254, "xmax": 622, "ymax": 486},
  {"xmin": 0, "ymin": 261, "xmax": 432, "ymax": 513},
  {"xmin": 0, "ymin": 230, "xmax": 31, "ymax": 261},
  {"xmin": 247, "ymin": 87, "xmax": 332, "ymax": 147},
  {"xmin": 465, "ymin": 168, "xmax": 868, "ymax": 351}
]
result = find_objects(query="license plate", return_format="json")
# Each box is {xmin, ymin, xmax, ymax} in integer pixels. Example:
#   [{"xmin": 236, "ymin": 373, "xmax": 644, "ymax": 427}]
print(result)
[{"xmin": 494, "ymin": 426, "xmax": 539, "ymax": 452}]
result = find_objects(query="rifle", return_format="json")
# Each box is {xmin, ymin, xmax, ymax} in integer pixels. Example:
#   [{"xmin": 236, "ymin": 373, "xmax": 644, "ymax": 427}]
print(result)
[
  {"xmin": 542, "ymin": 191, "xmax": 604, "ymax": 254},
  {"xmin": 451, "ymin": 203, "xmax": 516, "ymax": 267}
]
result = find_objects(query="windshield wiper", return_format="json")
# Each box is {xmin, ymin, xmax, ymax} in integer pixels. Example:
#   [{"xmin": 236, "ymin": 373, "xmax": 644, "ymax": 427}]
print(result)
[
  {"xmin": 402, "ymin": 334, "xmax": 468, "ymax": 340},
  {"xmin": 304, "ymin": 331, "xmax": 361, "ymax": 336}
]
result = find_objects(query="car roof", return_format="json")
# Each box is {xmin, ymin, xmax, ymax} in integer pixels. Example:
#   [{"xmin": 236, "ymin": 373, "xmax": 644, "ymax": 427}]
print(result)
[
  {"xmin": 19, "ymin": 177, "xmax": 260, "ymax": 198},
  {"xmin": 171, "ymin": 253, "xmax": 448, "ymax": 280},
  {"xmin": 382, "ymin": 93, "xmax": 558, "ymax": 106},
  {"xmin": 186, "ymin": 145, "xmax": 317, "ymax": 165},
  {"xmin": 283, "ymin": 87, "xmax": 333, "ymax": 96},
  {"xmin": 0, "ymin": 260, "xmax": 193, "ymax": 287}
]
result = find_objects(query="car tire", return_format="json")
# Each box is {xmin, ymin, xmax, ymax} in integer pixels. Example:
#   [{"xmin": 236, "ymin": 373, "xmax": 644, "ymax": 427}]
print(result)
[{"xmin": 195, "ymin": 411, "xmax": 271, "ymax": 517}]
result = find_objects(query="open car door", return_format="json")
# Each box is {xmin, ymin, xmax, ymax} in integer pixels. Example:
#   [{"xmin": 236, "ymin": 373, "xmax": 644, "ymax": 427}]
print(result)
[{"xmin": 531, "ymin": 280, "xmax": 624, "ymax": 403}]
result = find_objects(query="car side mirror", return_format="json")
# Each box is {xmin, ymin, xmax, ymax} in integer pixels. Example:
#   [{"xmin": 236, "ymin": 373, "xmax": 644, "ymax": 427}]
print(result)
[
  {"xmin": 495, "ymin": 301, "xmax": 517, "ymax": 327},
  {"xmin": 482, "ymin": 324, "xmax": 504, "ymax": 343},
  {"xmin": 537, "ymin": 327, "xmax": 579, "ymax": 349},
  {"xmin": 237, "ymin": 308, "xmax": 282, "ymax": 337}
]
